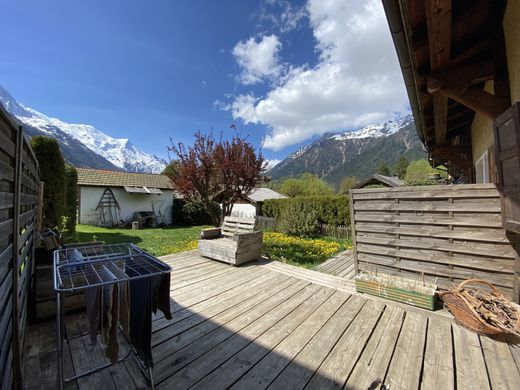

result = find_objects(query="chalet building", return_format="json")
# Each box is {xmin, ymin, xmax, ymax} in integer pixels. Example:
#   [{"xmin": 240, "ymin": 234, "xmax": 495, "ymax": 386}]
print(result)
[
  {"xmin": 380, "ymin": 0, "xmax": 520, "ymax": 299},
  {"xmin": 77, "ymin": 168, "xmax": 175, "ymax": 226}
]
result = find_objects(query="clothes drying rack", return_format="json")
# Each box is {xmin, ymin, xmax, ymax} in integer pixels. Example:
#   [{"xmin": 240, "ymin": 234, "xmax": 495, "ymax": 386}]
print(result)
[{"xmin": 53, "ymin": 243, "xmax": 172, "ymax": 390}]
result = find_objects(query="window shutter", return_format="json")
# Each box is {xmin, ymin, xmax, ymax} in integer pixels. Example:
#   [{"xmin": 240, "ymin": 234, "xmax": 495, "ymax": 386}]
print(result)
[{"xmin": 493, "ymin": 102, "xmax": 520, "ymax": 234}]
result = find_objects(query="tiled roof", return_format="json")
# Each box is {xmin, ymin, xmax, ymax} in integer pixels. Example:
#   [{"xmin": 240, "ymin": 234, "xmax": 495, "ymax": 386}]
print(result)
[{"xmin": 77, "ymin": 168, "xmax": 173, "ymax": 189}]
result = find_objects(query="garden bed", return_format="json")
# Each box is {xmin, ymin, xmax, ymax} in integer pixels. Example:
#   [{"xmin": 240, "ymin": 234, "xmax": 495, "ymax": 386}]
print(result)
[{"xmin": 261, "ymin": 231, "xmax": 351, "ymax": 269}]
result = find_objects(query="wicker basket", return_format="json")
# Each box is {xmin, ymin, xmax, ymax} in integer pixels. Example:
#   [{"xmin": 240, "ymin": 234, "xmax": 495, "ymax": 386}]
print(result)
[{"xmin": 439, "ymin": 279, "xmax": 520, "ymax": 336}]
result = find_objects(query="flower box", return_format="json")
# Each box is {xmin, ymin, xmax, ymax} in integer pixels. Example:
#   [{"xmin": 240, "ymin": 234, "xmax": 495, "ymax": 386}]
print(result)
[{"xmin": 354, "ymin": 273, "xmax": 437, "ymax": 310}]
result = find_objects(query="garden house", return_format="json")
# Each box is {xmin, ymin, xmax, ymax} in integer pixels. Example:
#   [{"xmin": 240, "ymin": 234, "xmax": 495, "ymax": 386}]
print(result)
[
  {"xmin": 354, "ymin": 173, "xmax": 404, "ymax": 189},
  {"xmin": 77, "ymin": 168, "xmax": 175, "ymax": 226},
  {"xmin": 215, "ymin": 187, "xmax": 287, "ymax": 218}
]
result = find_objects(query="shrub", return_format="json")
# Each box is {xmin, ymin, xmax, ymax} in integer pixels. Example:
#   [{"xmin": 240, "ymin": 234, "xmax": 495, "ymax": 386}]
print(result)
[
  {"xmin": 262, "ymin": 195, "xmax": 349, "ymax": 237},
  {"xmin": 172, "ymin": 198, "xmax": 219, "ymax": 226},
  {"xmin": 30, "ymin": 136, "xmax": 66, "ymax": 229},
  {"xmin": 278, "ymin": 207, "xmax": 320, "ymax": 237},
  {"xmin": 64, "ymin": 164, "xmax": 78, "ymax": 234}
]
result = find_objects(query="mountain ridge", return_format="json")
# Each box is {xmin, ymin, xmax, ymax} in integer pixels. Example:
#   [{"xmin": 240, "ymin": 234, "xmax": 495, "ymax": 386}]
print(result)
[
  {"xmin": 0, "ymin": 85, "xmax": 165, "ymax": 173},
  {"xmin": 269, "ymin": 115, "xmax": 426, "ymax": 188}
]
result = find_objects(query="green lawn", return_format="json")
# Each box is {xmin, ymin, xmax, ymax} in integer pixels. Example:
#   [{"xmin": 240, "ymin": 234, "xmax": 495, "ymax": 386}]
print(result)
[
  {"xmin": 75, "ymin": 224, "xmax": 211, "ymax": 257},
  {"xmin": 74, "ymin": 224, "xmax": 350, "ymax": 267}
]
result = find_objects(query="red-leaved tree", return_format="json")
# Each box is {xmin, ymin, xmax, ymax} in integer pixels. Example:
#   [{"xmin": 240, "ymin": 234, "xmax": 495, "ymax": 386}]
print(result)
[{"xmin": 167, "ymin": 131, "xmax": 265, "ymax": 226}]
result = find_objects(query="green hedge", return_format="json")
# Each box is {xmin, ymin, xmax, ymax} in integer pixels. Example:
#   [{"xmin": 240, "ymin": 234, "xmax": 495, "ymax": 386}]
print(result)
[
  {"xmin": 30, "ymin": 136, "xmax": 66, "ymax": 229},
  {"xmin": 262, "ymin": 196, "xmax": 350, "ymax": 237},
  {"xmin": 65, "ymin": 164, "xmax": 78, "ymax": 234}
]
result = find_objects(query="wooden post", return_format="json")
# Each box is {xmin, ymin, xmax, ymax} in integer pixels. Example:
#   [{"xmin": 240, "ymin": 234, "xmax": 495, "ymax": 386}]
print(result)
[
  {"xmin": 349, "ymin": 190, "xmax": 359, "ymax": 275},
  {"xmin": 11, "ymin": 126, "xmax": 24, "ymax": 389}
]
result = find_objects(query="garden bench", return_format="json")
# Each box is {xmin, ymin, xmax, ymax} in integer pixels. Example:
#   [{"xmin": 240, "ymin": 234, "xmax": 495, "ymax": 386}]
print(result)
[{"xmin": 198, "ymin": 216, "xmax": 263, "ymax": 265}]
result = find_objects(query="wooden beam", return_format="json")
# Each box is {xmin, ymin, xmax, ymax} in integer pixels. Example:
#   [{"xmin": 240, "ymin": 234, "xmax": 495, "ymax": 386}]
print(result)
[
  {"xmin": 425, "ymin": 0, "xmax": 452, "ymax": 145},
  {"xmin": 431, "ymin": 144, "xmax": 472, "ymax": 169},
  {"xmin": 427, "ymin": 60, "xmax": 495, "ymax": 92},
  {"xmin": 437, "ymin": 85, "xmax": 500, "ymax": 119},
  {"xmin": 433, "ymin": 94, "xmax": 448, "ymax": 144}
]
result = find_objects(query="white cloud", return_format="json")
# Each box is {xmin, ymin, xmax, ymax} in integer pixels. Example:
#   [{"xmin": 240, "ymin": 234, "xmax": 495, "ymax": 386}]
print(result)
[
  {"xmin": 227, "ymin": 0, "xmax": 409, "ymax": 151},
  {"xmin": 259, "ymin": 0, "xmax": 307, "ymax": 33},
  {"xmin": 232, "ymin": 34, "xmax": 282, "ymax": 85},
  {"xmin": 264, "ymin": 159, "xmax": 281, "ymax": 170}
]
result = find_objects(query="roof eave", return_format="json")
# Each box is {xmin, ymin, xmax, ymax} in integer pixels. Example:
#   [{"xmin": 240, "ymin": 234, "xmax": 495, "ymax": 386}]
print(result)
[{"xmin": 382, "ymin": 0, "xmax": 428, "ymax": 147}]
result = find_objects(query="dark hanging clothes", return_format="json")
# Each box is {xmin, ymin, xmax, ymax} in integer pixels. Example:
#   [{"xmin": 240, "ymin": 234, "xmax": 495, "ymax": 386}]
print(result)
[
  {"xmin": 128, "ymin": 274, "xmax": 154, "ymax": 367},
  {"xmin": 127, "ymin": 265, "xmax": 172, "ymax": 368},
  {"xmin": 85, "ymin": 265, "xmax": 101, "ymax": 345},
  {"xmin": 153, "ymin": 273, "xmax": 172, "ymax": 320}
]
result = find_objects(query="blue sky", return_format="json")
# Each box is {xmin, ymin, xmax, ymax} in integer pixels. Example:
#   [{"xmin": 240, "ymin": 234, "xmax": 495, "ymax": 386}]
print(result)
[{"xmin": 1, "ymin": 0, "xmax": 409, "ymax": 166}]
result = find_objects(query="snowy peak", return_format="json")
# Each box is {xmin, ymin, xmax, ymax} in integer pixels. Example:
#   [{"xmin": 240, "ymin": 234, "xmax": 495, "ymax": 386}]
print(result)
[
  {"xmin": 0, "ymin": 85, "xmax": 165, "ymax": 173},
  {"xmin": 330, "ymin": 115, "xmax": 413, "ymax": 141}
]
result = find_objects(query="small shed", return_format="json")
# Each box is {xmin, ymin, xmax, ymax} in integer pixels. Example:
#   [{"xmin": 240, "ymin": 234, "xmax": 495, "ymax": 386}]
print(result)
[
  {"xmin": 216, "ymin": 188, "xmax": 287, "ymax": 219},
  {"xmin": 77, "ymin": 168, "xmax": 175, "ymax": 226},
  {"xmin": 354, "ymin": 174, "xmax": 404, "ymax": 189}
]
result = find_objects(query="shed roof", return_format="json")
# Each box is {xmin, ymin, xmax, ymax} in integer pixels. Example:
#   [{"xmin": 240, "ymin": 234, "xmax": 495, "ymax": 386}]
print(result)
[
  {"xmin": 354, "ymin": 174, "xmax": 404, "ymax": 189},
  {"xmin": 77, "ymin": 168, "xmax": 173, "ymax": 189},
  {"xmin": 246, "ymin": 188, "xmax": 288, "ymax": 202}
]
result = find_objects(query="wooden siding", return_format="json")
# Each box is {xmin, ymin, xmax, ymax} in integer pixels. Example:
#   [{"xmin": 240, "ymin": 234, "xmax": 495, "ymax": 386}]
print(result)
[
  {"xmin": 350, "ymin": 184, "xmax": 519, "ymax": 300},
  {"xmin": 0, "ymin": 104, "xmax": 41, "ymax": 389}
]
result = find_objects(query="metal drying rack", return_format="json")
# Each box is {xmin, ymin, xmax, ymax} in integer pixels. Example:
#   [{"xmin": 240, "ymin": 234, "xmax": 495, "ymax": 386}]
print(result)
[{"xmin": 53, "ymin": 243, "xmax": 172, "ymax": 390}]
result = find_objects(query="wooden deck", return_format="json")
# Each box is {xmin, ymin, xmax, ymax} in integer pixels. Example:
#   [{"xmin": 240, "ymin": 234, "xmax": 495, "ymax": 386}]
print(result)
[
  {"xmin": 314, "ymin": 251, "xmax": 356, "ymax": 279},
  {"xmin": 24, "ymin": 250, "xmax": 520, "ymax": 389}
]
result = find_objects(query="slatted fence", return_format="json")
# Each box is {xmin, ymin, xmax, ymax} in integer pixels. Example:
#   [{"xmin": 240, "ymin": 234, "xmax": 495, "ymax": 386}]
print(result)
[
  {"xmin": 350, "ymin": 184, "xmax": 519, "ymax": 301},
  {"xmin": 0, "ymin": 104, "xmax": 41, "ymax": 389}
]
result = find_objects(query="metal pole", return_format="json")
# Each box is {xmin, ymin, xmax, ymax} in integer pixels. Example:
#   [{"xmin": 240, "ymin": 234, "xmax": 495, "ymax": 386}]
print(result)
[{"xmin": 56, "ymin": 291, "xmax": 64, "ymax": 390}]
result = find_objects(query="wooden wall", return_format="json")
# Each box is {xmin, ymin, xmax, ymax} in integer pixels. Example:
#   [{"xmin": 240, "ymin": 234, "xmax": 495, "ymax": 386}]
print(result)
[
  {"xmin": 0, "ymin": 104, "xmax": 40, "ymax": 389},
  {"xmin": 350, "ymin": 184, "xmax": 519, "ymax": 301}
]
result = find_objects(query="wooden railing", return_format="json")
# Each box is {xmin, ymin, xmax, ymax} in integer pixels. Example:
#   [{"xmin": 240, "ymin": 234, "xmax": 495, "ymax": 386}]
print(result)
[
  {"xmin": 0, "ymin": 104, "xmax": 41, "ymax": 389},
  {"xmin": 350, "ymin": 184, "xmax": 519, "ymax": 301}
]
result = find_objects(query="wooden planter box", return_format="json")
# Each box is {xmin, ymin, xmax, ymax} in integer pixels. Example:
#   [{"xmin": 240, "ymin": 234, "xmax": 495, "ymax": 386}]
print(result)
[{"xmin": 355, "ymin": 273, "xmax": 437, "ymax": 310}]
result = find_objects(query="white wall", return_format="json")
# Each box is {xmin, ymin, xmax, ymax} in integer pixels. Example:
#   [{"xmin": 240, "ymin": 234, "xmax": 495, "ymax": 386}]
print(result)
[
  {"xmin": 79, "ymin": 186, "xmax": 174, "ymax": 225},
  {"xmin": 228, "ymin": 203, "xmax": 257, "ymax": 219}
]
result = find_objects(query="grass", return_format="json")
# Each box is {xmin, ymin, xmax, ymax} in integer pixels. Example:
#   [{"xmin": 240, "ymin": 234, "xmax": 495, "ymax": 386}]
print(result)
[
  {"xmin": 74, "ymin": 224, "xmax": 351, "ymax": 268},
  {"xmin": 75, "ymin": 224, "xmax": 210, "ymax": 257}
]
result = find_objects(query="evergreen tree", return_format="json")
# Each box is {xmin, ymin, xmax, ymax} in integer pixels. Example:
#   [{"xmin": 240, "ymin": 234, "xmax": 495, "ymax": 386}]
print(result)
[
  {"xmin": 30, "ymin": 136, "xmax": 66, "ymax": 229},
  {"xmin": 64, "ymin": 164, "xmax": 78, "ymax": 234},
  {"xmin": 393, "ymin": 156, "xmax": 409, "ymax": 178},
  {"xmin": 376, "ymin": 160, "xmax": 390, "ymax": 176}
]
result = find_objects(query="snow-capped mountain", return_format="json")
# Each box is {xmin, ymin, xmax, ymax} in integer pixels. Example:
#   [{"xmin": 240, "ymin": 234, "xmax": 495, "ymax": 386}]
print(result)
[
  {"xmin": 330, "ymin": 115, "xmax": 412, "ymax": 141},
  {"xmin": 0, "ymin": 85, "xmax": 165, "ymax": 173},
  {"xmin": 269, "ymin": 115, "xmax": 426, "ymax": 187}
]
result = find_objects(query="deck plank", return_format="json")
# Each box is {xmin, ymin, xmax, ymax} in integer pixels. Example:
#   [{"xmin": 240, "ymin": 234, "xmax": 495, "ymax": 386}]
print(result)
[
  {"xmin": 228, "ymin": 291, "xmax": 349, "ymax": 390},
  {"xmin": 305, "ymin": 300, "xmax": 385, "ymax": 390},
  {"xmin": 480, "ymin": 334, "xmax": 520, "ymax": 389},
  {"xmin": 153, "ymin": 280, "xmax": 316, "ymax": 383},
  {"xmin": 152, "ymin": 273, "xmax": 293, "ymax": 349},
  {"xmin": 452, "ymin": 323, "xmax": 490, "ymax": 390},
  {"xmin": 384, "ymin": 311, "xmax": 428, "ymax": 389},
  {"xmin": 421, "ymin": 318, "xmax": 454, "ymax": 390},
  {"xmin": 345, "ymin": 305, "xmax": 405, "ymax": 390},
  {"xmin": 267, "ymin": 295, "xmax": 366, "ymax": 390},
  {"xmin": 157, "ymin": 285, "xmax": 329, "ymax": 388}
]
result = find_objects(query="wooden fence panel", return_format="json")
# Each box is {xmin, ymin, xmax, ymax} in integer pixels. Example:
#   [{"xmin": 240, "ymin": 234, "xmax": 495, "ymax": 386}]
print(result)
[
  {"xmin": 0, "ymin": 104, "xmax": 40, "ymax": 389},
  {"xmin": 350, "ymin": 184, "xmax": 519, "ymax": 301}
]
